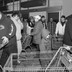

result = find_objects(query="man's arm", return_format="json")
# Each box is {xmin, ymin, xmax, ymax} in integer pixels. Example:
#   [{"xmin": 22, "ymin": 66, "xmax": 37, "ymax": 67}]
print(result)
[{"xmin": 55, "ymin": 22, "xmax": 59, "ymax": 36}]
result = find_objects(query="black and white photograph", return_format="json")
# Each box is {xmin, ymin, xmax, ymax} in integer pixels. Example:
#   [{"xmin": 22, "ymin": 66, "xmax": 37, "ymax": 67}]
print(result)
[{"xmin": 0, "ymin": 0, "xmax": 72, "ymax": 72}]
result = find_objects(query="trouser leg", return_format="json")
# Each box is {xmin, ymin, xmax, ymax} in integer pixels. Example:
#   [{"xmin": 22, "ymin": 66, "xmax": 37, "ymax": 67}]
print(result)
[
  {"xmin": 35, "ymin": 44, "xmax": 42, "ymax": 67},
  {"xmin": 17, "ymin": 40, "xmax": 22, "ymax": 55},
  {"xmin": 0, "ymin": 48, "xmax": 9, "ymax": 67},
  {"xmin": 39, "ymin": 39, "xmax": 47, "ymax": 53},
  {"xmin": 40, "ymin": 39, "xmax": 49, "ymax": 67},
  {"xmin": 17, "ymin": 40, "xmax": 22, "ymax": 63}
]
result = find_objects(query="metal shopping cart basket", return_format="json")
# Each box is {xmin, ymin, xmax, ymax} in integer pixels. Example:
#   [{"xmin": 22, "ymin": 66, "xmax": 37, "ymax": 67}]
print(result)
[
  {"xmin": 4, "ymin": 46, "xmax": 69, "ymax": 72},
  {"xmin": 45, "ymin": 46, "xmax": 72, "ymax": 72},
  {"xmin": 22, "ymin": 34, "xmax": 33, "ymax": 51},
  {"xmin": 3, "ymin": 50, "xmax": 56, "ymax": 72}
]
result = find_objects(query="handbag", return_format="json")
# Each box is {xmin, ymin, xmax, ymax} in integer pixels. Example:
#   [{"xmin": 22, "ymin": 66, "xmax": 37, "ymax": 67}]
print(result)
[{"xmin": 42, "ymin": 27, "xmax": 50, "ymax": 39}]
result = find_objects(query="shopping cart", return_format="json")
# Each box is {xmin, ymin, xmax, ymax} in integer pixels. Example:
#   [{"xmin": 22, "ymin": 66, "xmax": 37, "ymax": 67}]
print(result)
[
  {"xmin": 3, "ymin": 40, "xmax": 69, "ymax": 72},
  {"xmin": 3, "ymin": 51, "xmax": 56, "ymax": 72},
  {"xmin": 22, "ymin": 34, "xmax": 33, "ymax": 52},
  {"xmin": 45, "ymin": 46, "xmax": 72, "ymax": 72}
]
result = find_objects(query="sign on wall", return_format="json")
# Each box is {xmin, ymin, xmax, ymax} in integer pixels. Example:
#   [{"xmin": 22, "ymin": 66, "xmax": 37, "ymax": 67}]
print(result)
[{"xmin": 29, "ymin": 11, "xmax": 47, "ymax": 18}]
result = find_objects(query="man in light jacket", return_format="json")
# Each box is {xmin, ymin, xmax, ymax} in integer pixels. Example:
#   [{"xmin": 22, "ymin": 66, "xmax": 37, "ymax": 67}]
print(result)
[
  {"xmin": 11, "ymin": 12, "xmax": 23, "ymax": 63},
  {"xmin": 55, "ymin": 15, "xmax": 66, "ymax": 37}
]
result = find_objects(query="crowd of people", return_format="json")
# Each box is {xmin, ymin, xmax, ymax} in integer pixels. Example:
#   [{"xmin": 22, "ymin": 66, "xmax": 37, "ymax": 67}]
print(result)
[
  {"xmin": 0, "ymin": 12, "xmax": 49, "ymax": 71},
  {"xmin": 0, "ymin": 11, "xmax": 72, "ymax": 71}
]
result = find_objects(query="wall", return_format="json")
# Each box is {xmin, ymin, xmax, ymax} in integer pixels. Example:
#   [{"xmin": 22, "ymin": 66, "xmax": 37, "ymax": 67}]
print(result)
[
  {"xmin": 49, "ymin": 0, "xmax": 72, "ymax": 17},
  {"xmin": 50, "ymin": 0, "xmax": 63, "ymax": 7},
  {"xmin": 62, "ymin": 0, "xmax": 72, "ymax": 17}
]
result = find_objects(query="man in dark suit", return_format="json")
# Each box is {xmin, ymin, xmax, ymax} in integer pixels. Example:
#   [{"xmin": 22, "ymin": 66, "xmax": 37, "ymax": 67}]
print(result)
[{"xmin": 0, "ymin": 12, "xmax": 17, "ymax": 71}]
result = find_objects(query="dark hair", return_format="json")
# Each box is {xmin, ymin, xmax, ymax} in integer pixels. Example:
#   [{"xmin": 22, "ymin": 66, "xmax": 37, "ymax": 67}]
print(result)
[
  {"xmin": 41, "ymin": 15, "xmax": 45, "ymax": 18},
  {"xmin": 12, "ymin": 12, "xmax": 20, "ymax": 17},
  {"xmin": 7, "ymin": 16, "xmax": 10, "ymax": 18},
  {"xmin": 27, "ymin": 16, "xmax": 35, "ymax": 27},
  {"xmin": 61, "ymin": 15, "xmax": 66, "ymax": 19},
  {"xmin": 29, "ymin": 16, "xmax": 34, "ymax": 21}
]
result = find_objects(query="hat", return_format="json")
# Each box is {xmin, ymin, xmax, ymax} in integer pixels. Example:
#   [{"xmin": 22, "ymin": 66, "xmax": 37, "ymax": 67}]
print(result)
[{"xmin": 34, "ymin": 15, "xmax": 41, "ymax": 20}]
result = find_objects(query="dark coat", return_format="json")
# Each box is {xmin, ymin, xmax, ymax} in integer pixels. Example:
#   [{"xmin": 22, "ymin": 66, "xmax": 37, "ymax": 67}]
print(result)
[
  {"xmin": 63, "ymin": 18, "xmax": 72, "ymax": 46},
  {"xmin": 0, "ymin": 14, "xmax": 16, "ymax": 46},
  {"xmin": 31, "ymin": 21, "xmax": 43, "ymax": 44}
]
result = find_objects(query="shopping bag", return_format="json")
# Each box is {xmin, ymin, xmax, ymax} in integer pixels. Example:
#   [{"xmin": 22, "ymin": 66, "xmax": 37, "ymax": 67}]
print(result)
[{"xmin": 42, "ymin": 28, "xmax": 50, "ymax": 40}]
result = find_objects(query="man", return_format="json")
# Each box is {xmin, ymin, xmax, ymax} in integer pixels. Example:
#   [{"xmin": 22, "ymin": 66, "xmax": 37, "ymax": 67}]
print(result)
[
  {"xmin": 41, "ymin": 16, "xmax": 47, "ymax": 29},
  {"xmin": 55, "ymin": 15, "xmax": 66, "ymax": 37},
  {"xmin": 60, "ymin": 18, "xmax": 72, "ymax": 70},
  {"xmin": 27, "ymin": 16, "xmax": 35, "ymax": 35},
  {"xmin": 11, "ymin": 12, "xmax": 23, "ymax": 63},
  {"xmin": 0, "ymin": 12, "xmax": 17, "ymax": 71},
  {"xmin": 48, "ymin": 18, "xmax": 56, "ymax": 35}
]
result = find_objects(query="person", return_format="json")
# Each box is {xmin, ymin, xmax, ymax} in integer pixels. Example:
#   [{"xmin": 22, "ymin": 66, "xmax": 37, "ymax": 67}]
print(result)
[
  {"xmin": 22, "ymin": 16, "xmax": 35, "ymax": 50},
  {"xmin": 63, "ymin": 17, "xmax": 72, "ymax": 46},
  {"xmin": 31, "ymin": 15, "xmax": 43, "ymax": 52},
  {"xmin": 23, "ymin": 19, "xmax": 27, "ymax": 35},
  {"xmin": 0, "ymin": 12, "xmax": 17, "ymax": 71},
  {"xmin": 22, "ymin": 19, "xmax": 28, "ymax": 44},
  {"xmin": 55, "ymin": 15, "xmax": 66, "ymax": 37},
  {"xmin": 48, "ymin": 18, "xmax": 56, "ymax": 35},
  {"xmin": 60, "ymin": 18, "xmax": 72, "ymax": 71},
  {"xmin": 40, "ymin": 15, "xmax": 51, "ymax": 51},
  {"xmin": 27, "ymin": 16, "xmax": 35, "ymax": 43},
  {"xmin": 31, "ymin": 15, "xmax": 43, "ymax": 66},
  {"xmin": 26, "ymin": 16, "xmax": 35, "ymax": 35},
  {"xmin": 11, "ymin": 12, "xmax": 23, "ymax": 63},
  {"xmin": 41, "ymin": 15, "xmax": 47, "ymax": 29},
  {"xmin": 28, "ymin": 16, "xmax": 35, "ymax": 28}
]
